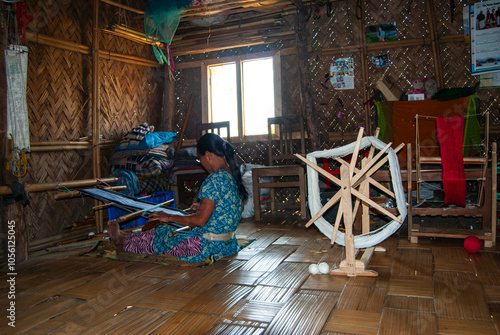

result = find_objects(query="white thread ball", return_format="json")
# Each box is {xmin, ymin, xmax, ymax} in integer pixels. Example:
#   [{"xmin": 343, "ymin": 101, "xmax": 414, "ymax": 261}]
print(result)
[
  {"xmin": 318, "ymin": 262, "xmax": 330, "ymax": 274},
  {"xmin": 308, "ymin": 264, "xmax": 319, "ymax": 275}
]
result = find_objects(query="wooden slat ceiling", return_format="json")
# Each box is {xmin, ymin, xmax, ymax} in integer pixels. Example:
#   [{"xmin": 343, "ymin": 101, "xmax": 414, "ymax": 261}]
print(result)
[{"xmin": 180, "ymin": 0, "xmax": 303, "ymax": 21}]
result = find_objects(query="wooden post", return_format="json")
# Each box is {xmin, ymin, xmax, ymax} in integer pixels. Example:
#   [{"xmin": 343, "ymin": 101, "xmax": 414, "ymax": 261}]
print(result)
[
  {"xmin": 425, "ymin": 0, "xmax": 444, "ymax": 88},
  {"xmin": 165, "ymin": 70, "xmax": 176, "ymax": 132},
  {"xmin": 407, "ymin": 143, "xmax": 414, "ymax": 242},
  {"xmin": 340, "ymin": 165, "xmax": 356, "ymax": 276},
  {"xmin": 92, "ymin": 0, "xmax": 103, "ymax": 232},
  {"xmin": 291, "ymin": 0, "xmax": 318, "ymax": 150},
  {"xmin": 361, "ymin": 158, "xmax": 370, "ymax": 234},
  {"xmin": 415, "ymin": 115, "xmax": 421, "ymax": 202},
  {"xmin": 492, "ymin": 142, "xmax": 497, "ymax": 245},
  {"xmin": 357, "ymin": 0, "xmax": 372, "ymax": 133}
]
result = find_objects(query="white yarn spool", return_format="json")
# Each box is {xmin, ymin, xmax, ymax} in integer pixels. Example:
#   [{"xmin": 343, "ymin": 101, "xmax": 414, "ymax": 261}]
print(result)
[
  {"xmin": 318, "ymin": 262, "xmax": 330, "ymax": 274},
  {"xmin": 306, "ymin": 136, "xmax": 407, "ymax": 248},
  {"xmin": 308, "ymin": 264, "xmax": 319, "ymax": 275}
]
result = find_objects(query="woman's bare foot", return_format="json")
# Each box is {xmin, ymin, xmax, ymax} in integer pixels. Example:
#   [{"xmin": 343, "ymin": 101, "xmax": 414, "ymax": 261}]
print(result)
[{"xmin": 107, "ymin": 220, "xmax": 128, "ymax": 247}]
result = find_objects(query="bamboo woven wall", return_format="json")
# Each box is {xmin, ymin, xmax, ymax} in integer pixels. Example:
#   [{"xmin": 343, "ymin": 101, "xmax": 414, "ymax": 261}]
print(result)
[
  {"xmin": 171, "ymin": 0, "xmax": 499, "ymax": 205},
  {"xmin": 5, "ymin": 0, "xmax": 163, "ymax": 242},
  {"xmin": 19, "ymin": 0, "xmax": 93, "ymax": 241}
]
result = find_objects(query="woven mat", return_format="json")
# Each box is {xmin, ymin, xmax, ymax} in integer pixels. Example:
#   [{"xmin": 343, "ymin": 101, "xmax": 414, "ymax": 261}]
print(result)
[{"xmin": 84, "ymin": 239, "xmax": 253, "ymax": 267}]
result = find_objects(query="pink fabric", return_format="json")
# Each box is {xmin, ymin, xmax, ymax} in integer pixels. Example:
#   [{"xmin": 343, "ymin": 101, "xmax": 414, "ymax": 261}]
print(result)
[
  {"xmin": 165, "ymin": 236, "xmax": 201, "ymax": 257},
  {"xmin": 123, "ymin": 228, "xmax": 156, "ymax": 254}
]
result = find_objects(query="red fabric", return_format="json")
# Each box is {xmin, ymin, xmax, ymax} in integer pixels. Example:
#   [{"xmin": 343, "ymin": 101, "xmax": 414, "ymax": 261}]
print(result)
[
  {"xmin": 390, "ymin": 97, "xmax": 469, "ymax": 167},
  {"xmin": 16, "ymin": 1, "xmax": 32, "ymax": 44},
  {"xmin": 436, "ymin": 116, "xmax": 466, "ymax": 207}
]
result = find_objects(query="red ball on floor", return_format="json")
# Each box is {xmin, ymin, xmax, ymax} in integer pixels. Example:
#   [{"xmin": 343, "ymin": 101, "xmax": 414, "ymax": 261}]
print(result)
[{"xmin": 463, "ymin": 235, "xmax": 482, "ymax": 254}]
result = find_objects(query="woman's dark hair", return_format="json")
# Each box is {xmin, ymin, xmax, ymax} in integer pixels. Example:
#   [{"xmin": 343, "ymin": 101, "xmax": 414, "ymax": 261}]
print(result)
[{"xmin": 197, "ymin": 133, "xmax": 248, "ymax": 201}]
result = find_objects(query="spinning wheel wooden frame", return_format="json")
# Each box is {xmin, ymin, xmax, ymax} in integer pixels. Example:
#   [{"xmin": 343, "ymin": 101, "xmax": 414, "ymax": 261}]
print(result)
[{"xmin": 296, "ymin": 128, "xmax": 404, "ymax": 277}]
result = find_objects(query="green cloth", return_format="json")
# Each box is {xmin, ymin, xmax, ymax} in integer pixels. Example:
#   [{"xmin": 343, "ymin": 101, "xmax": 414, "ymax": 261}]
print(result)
[
  {"xmin": 462, "ymin": 93, "xmax": 482, "ymax": 156},
  {"xmin": 375, "ymin": 101, "xmax": 386, "ymax": 140},
  {"xmin": 144, "ymin": 0, "xmax": 192, "ymax": 45},
  {"xmin": 144, "ymin": 0, "xmax": 192, "ymax": 64}
]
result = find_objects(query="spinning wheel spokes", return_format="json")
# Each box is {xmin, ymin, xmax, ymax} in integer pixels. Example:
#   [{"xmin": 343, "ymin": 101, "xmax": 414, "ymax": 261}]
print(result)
[
  {"xmin": 297, "ymin": 128, "xmax": 407, "ymax": 277},
  {"xmin": 295, "ymin": 135, "xmax": 402, "ymax": 235}
]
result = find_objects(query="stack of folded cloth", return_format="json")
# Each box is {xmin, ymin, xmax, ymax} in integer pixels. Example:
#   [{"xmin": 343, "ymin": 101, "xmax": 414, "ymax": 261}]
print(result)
[
  {"xmin": 118, "ymin": 122, "xmax": 155, "ymax": 150},
  {"xmin": 111, "ymin": 125, "xmax": 177, "ymax": 178}
]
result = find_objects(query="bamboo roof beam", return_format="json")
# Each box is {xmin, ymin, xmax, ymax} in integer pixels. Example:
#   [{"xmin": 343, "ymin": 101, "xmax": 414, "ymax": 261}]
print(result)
[{"xmin": 99, "ymin": 0, "xmax": 144, "ymax": 15}]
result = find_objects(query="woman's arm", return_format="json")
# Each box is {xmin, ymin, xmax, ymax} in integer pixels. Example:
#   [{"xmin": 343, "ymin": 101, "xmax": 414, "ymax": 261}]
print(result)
[{"xmin": 147, "ymin": 197, "xmax": 216, "ymax": 227}]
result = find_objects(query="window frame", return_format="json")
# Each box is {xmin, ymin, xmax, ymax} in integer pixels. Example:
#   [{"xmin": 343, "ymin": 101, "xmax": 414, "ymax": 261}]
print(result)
[{"xmin": 201, "ymin": 51, "xmax": 282, "ymax": 142}]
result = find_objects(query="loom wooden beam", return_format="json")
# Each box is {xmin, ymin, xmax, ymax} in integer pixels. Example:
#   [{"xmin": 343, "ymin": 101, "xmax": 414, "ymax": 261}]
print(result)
[
  {"xmin": 0, "ymin": 177, "xmax": 118, "ymax": 195},
  {"xmin": 112, "ymin": 200, "xmax": 174, "ymax": 225},
  {"xmin": 54, "ymin": 186, "xmax": 127, "ymax": 200}
]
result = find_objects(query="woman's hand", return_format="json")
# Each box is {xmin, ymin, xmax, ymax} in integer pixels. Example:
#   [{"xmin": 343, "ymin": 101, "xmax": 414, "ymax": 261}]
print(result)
[
  {"xmin": 147, "ymin": 211, "xmax": 171, "ymax": 223},
  {"xmin": 190, "ymin": 202, "xmax": 201, "ymax": 211}
]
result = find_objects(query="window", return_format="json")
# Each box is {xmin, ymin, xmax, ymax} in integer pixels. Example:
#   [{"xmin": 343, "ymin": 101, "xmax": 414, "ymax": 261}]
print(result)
[{"xmin": 202, "ymin": 52, "xmax": 281, "ymax": 139}]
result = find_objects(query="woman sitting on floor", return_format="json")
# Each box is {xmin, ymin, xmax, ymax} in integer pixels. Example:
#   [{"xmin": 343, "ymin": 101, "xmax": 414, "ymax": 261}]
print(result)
[{"xmin": 107, "ymin": 133, "xmax": 248, "ymax": 262}]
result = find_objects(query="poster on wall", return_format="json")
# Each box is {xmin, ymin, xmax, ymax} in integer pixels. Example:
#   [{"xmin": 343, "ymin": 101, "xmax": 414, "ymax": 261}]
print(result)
[
  {"xmin": 479, "ymin": 72, "xmax": 500, "ymax": 87},
  {"xmin": 365, "ymin": 22, "xmax": 397, "ymax": 43},
  {"xmin": 470, "ymin": 0, "xmax": 500, "ymax": 75},
  {"xmin": 372, "ymin": 53, "xmax": 390, "ymax": 68},
  {"xmin": 330, "ymin": 57, "xmax": 354, "ymax": 90}
]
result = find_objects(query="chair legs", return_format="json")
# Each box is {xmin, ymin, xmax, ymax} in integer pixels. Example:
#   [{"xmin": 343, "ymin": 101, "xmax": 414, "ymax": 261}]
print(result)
[
  {"xmin": 252, "ymin": 175, "xmax": 262, "ymax": 221},
  {"xmin": 251, "ymin": 166, "xmax": 307, "ymax": 221}
]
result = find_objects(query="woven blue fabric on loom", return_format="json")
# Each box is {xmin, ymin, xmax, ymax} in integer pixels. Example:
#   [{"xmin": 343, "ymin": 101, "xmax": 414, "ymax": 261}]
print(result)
[{"xmin": 79, "ymin": 188, "xmax": 187, "ymax": 227}]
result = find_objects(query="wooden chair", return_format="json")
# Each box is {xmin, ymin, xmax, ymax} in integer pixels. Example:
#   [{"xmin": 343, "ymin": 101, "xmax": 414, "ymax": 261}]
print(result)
[
  {"xmin": 252, "ymin": 115, "xmax": 307, "ymax": 220},
  {"xmin": 199, "ymin": 121, "xmax": 230, "ymax": 141}
]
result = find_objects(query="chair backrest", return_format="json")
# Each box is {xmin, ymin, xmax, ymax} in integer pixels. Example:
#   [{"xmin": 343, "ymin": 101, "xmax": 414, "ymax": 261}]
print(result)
[
  {"xmin": 199, "ymin": 121, "xmax": 231, "ymax": 142},
  {"xmin": 267, "ymin": 115, "xmax": 306, "ymax": 165}
]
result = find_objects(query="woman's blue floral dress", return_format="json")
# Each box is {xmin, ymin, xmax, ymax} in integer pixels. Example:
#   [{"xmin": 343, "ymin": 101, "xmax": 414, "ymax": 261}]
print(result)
[{"xmin": 153, "ymin": 169, "xmax": 243, "ymax": 262}]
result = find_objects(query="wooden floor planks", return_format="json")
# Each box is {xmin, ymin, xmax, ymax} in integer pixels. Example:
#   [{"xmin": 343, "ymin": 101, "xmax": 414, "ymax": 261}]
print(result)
[{"xmin": 4, "ymin": 211, "xmax": 500, "ymax": 334}]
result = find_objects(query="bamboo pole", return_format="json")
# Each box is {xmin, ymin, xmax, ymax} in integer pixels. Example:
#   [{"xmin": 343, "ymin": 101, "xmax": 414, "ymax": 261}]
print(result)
[
  {"xmin": 358, "ymin": 0, "xmax": 371, "ymax": 132},
  {"xmin": 179, "ymin": 7, "xmax": 294, "ymax": 28},
  {"xmin": 99, "ymin": 0, "xmax": 144, "ymax": 14},
  {"xmin": 112, "ymin": 200, "xmax": 174, "ymax": 224},
  {"xmin": 492, "ymin": 142, "xmax": 497, "ymax": 244},
  {"xmin": 173, "ymin": 18, "xmax": 281, "ymax": 41},
  {"xmin": 365, "ymin": 38, "xmax": 432, "ymax": 51},
  {"xmin": 92, "ymin": 0, "xmax": 104, "ymax": 232},
  {"xmin": 26, "ymin": 30, "xmax": 158, "ymax": 68},
  {"xmin": 25, "ymin": 31, "xmax": 90, "ymax": 54},
  {"xmin": 180, "ymin": 0, "xmax": 301, "ymax": 18},
  {"xmin": 425, "ymin": 0, "xmax": 444, "ymax": 88},
  {"xmin": 102, "ymin": 29, "xmax": 150, "ymax": 46},
  {"xmin": 30, "ymin": 145, "xmax": 92, "ymax": 152},
  {"xmin": 0, "ymin": 177, "xmax": 119, "ymax": 195},
  {"xmin": 176, "ymin": 96, "xmax": 194, "ymax": 150},
  {"xmin": 322, "ymin": 35, "xmax": 466, "ymax": 56},
  {"xmin": 30, "ymin": 141, "xmax": 92, "ymax": 146},
  {"xmin": 28, "ymin": 228, "xmax": 96, "ymax": 252},
  {"xmin": 97, "ymin": 50, "xmax": 159, "ymax": 68}
]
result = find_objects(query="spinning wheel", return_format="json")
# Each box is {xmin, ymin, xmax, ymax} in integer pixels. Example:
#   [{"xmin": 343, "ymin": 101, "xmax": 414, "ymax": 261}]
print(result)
[{"xmin": 296, "ymin": 128, "xmax": 407, "ymax": 277}]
